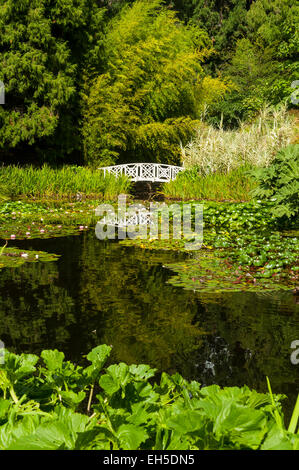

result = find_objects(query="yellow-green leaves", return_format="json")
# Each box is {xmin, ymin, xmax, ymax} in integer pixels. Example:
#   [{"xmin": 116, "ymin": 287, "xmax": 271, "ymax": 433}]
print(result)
[
  {"xmin": 0, "ymin": 345, "xmax": 298, "ymax": 449},
  {"xmin": 82, "ymin": 0, "xmax": 225, "ymax": 166}
]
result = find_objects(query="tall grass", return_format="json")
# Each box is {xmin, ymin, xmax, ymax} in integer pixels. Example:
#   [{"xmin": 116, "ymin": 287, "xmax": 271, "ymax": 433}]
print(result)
[
  {"xmin": 162, "ymin": 167, "xmax": 256, "ymax": 202},
  {"xmin": 0, "ymin": 165, "xmax": 131, "ymax": 200},
  {"xmin": 181, "ymin": 105, "xmax": 296, "ymax": 174}
]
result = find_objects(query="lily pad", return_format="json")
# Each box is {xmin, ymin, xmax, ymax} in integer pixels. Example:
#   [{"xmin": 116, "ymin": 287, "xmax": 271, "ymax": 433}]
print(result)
[
  {"xmin": 164, "ymin": 252, "xmax": 294, "ymax": 292},
  {"xmin": 0, "ymin": 247, "xmax": 60, "ymax": 269}
]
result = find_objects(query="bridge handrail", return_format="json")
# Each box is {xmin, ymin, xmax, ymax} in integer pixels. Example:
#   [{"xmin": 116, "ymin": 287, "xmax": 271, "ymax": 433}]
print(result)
[
  {"xmin": 99, "ymin": 163, "xmax": 184, "ymax": 169},
  {"xmin": 99, "ymin": 163, "xmax": 184, "ymax": 182}
]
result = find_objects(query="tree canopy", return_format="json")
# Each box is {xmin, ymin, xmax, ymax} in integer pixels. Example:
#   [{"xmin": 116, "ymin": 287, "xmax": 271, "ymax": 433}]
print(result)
[
  {"xmin": 0, "ymin": 0, "xmax": 104, "ymax": 163},
  {"xmin": 82, "ymin": 0, "xmax": 227, "ymax": 166},
  {"xmin": 0, "ymin": 0, "xmax": 298, "ymax": 163}
]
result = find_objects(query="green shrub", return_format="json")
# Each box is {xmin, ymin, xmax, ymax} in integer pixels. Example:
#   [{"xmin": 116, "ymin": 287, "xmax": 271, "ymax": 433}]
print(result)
[
  {"xmin": 0, "ymin": 345, "xmax": 298, "ymax": 450},
  {"xmin": 251, "ymin": 144, "xmax": 299, "ymax": 221}
]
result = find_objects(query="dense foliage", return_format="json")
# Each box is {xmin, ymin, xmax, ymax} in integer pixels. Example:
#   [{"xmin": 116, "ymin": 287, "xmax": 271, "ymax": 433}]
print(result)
[
  {"xmin": 82, "ymin": 0, "xmax": 226, "ymax": 166},
  {"xmin": 251, "ymin": 144, "xmax": 299, "ymax": 221},
  {"xmin": 1, "ymin": 0, "xmax": 297, "ymax": 163},
  {"xmin": 162, "ymin": 167, "xmax": 256, "ymax": 201},
  {"xmin": 0, "ymin": 165, "xmax": 130, "ymax": 200},
  {"xmin": 0, "ymin": 1, "xmax": 298, "ymax": 453},
  {"xmin": 190, "ymin": 0, "xmax": 299, "ymax": 126},
  {"xmin": 0, "ymin": 345, "xmax": 298, "ymax": 450},
  {"xmin": 0, "ymin": 0, "xmax": 104, "ymax": 163}
]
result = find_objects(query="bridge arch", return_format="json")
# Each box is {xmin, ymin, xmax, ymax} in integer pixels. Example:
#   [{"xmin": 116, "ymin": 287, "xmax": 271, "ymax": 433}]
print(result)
[{"xmin": 100, "ymin": 163, "xmax": 184, "ymax": 183}]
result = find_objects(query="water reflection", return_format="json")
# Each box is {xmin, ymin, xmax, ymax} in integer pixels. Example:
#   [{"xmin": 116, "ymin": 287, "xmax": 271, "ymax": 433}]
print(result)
[{"xmin": 0, "ymin": 231, "xmax": 298, "ymax": 416}]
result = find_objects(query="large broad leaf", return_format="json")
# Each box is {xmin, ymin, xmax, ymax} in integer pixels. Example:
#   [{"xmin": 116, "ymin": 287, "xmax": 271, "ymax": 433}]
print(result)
[
  {"xmin": 99, "ymin": 363, "xmax": 130, "ymax": 396},
  {"xmin": 41, "ymin": 350, "xmax": 65, "ymax": 371},
  {"xmin": 196, "ymin": 393, "xmax": 229, "ymax": 423},
  {"xmin": 0, "ymin": 415, "xmax": 41, "ymax": 450},
  {"xmin": 163, "ymin": 432, "xmax": 191, "ymax": 451},
  {"xmin": 84, "ymin": 345, "xmax": 112, "ymax": 381},
  {"xmin": 261, "ymin": 424, "xmax": 295, "ymax": 450},
  {"xmin": 7, "ymin": 422, "xmax": 68, "ymax": 450},
  {"xmin": 75, "ymin": 428, "xmax": 113, "ymax": 450},
  {"xmin": 165, "ymin": 409, "xmax": 205, "ymax": 434},
  {"xmin": 129, "ymin": 364, "xmax": 156, "ymax": 381},
  {"xmin": 160, "ymin": 372, "xmax": 189, "ymax": 393},
  {"xmin": 2, "ymin": 351, "xmax": 39, "ymax": 382},
  {"xmin": 60, "ymin": 391, "xmax": 86, "ymax": 410},
  {"xmin": 116, "ymin": 424, "xmax": 148, "ymax": 450},
  {"xmin": 7, "ymin": 408, "xmax": 90, "ymax": 450},
  {"xmin": 219, "ymin": 404, "xmax": 267, "ymax": 449},
  {"xmin": 127, "ymin": 401, "xmax": 156, "ymax": 426},
  {"xmin": 0, "ymin": 399, "xmax": 10, "ymax": 419}
]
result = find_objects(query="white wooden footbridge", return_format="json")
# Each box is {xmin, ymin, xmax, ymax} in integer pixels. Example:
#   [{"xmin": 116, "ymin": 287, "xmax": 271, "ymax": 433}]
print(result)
[{"xmin": 100, "ymin": 163, "xmax": 184, "ymax": 182}]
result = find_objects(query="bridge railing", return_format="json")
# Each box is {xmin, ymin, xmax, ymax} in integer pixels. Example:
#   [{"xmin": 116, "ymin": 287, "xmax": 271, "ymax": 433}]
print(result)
[{"xmin": 100, "ymin": 163, "xmax": 184, "ymax": 182}]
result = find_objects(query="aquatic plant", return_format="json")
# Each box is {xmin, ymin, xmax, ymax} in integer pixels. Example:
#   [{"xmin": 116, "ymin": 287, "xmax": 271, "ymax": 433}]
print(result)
[
  {"xmin": 0, "ymin": 200, "xmax": 100, "ymax": 240},
  {"xmin": 0, "ymin": 248, "xmax": 60, "ymax": 269}
]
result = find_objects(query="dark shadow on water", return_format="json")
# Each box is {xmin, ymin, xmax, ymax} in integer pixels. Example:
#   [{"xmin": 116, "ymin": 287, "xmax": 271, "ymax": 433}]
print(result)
[{"xmin": 0, "ymin": 230, "xmax": 298, "ymax": 420}]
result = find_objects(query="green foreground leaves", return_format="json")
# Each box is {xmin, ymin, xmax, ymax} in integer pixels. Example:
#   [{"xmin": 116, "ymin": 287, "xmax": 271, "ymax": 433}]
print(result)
[{"xmin": 0, "ymin": 345, "xmax": 298, "ymax": 450}]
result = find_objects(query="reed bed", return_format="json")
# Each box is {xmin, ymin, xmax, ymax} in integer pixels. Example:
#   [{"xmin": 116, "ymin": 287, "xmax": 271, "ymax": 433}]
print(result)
[
  {"xmin": 162, "ymin": 167, "xmax": 256, "ymax": 202},
  {"xmin": 0, "ymin": 165, "xmax": 131, "ymax": 200},
  {"xmin": 181, "ymin": 105, "xmax": 296, "ymax": 174}
]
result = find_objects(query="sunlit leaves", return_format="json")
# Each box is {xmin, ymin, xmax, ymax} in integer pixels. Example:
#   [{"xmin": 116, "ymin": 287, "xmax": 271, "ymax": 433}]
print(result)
[
  {"xmin": 82, "ymin": 0, "xmax": 225, "ymax": 166},
  {"xmin": 251, "ymin": 144, "xmax": 299, "ymax": 222},
  {"xmin": 0, "ymin": 346, "xmax": 298, "ymax": 449}
]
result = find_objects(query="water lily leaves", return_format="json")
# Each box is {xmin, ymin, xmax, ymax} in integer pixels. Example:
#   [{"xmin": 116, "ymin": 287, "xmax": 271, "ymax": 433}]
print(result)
[
  {"xmin": 0, "ymin": 200, "xmax": 97, "ymax": 240},
  {"xmin": 120, "ymin": 237, "xmax": 187, "ymax": 252},
  {"xmin": 165, "ymin": 250, "xmax": 296, "ymax": 292},
  {"xmin": 0, "ymin": 248, "xmax": 60, "ymax": 269}
]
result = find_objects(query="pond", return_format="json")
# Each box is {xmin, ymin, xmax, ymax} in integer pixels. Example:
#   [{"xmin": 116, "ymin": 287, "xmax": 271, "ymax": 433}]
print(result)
[{"xmin": 0, "ymin": 229, "xmax": 298, "ymax": 418}]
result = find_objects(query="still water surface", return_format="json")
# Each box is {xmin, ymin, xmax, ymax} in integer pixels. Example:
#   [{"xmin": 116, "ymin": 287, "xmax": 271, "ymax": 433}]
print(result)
[{"xmin": 0, "ymin": 231, "xmax": 298, "ymax": 416}]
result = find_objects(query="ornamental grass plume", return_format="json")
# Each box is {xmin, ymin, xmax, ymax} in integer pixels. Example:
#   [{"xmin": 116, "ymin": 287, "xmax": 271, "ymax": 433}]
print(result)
[{"xmin": 181, "ymin": 105, "xmax": 296, "ymax": 175}]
